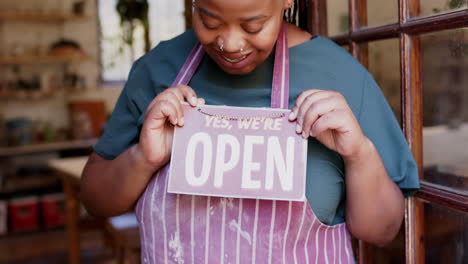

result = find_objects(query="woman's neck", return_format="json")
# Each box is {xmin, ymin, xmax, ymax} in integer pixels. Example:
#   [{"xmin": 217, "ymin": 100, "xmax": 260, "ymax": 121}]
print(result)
[{"xmin": 285, "ymin": 22, "xmax": 314, "ymax": 48}]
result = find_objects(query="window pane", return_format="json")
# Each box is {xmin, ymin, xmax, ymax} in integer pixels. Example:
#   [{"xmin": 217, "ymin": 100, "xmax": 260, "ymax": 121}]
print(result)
[
  {"xmin": 367, "ymin": 39, "xmax": 401, "ymax": 124},
  {"xmin": 99, "ymin": 0, "xmax": 185, "ymax": 81},
  {"xmin": 149, "ymin": 0, "xmax": 185, "ymax": 46},
  {"xmin": 364, "ymin": 227, "xmax": 405, "ymax": 264},
  {"xmin": 421, "ymin": 28, "xmax": 468, "ymax": 194},
  {"xmin": 327, "ymin": 0, "xmax": 349, "ymax": 36},
  {"xmin": 420, "ymin": 200, "xmax": 468, "ymax": 264},
  {"xmin": 366, "ymin": 0, "xmax": 398, "ymax": 27},
  {"xmin": 418, "ymin": 0, "xmax": 468, "ymax": 18},
  {"xmin": 99, "ymin": 0, "xmax": 134, "ymax": 81}
]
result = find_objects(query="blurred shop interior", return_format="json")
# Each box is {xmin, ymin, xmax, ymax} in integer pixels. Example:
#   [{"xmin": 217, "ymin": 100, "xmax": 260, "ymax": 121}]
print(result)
[{"xmin": 0, "ymin": 0, "xmax": 466, "ymax": 263}]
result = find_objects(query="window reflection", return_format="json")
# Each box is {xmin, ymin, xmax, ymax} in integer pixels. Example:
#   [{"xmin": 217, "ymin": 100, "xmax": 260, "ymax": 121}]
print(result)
[
  {"xmin": 422, "ymin": 28, "xmax": 468, "ymax": 194},
  {"xmin": 421, "ymin": 200, "xmax": 467, "ymax": 264},
  {"xmin": 418, "ymin": 0, "xmax": 468, "ymax": 18},
  {"xmin": 99, "ymin": 0, "xmax": 185, "ymax": 81},
  {"xmin": 326, "ymin": 0, "xmax": 348, "ymax": 36},
  {"xmin": 367, "ymin": 39, "xmax": 401, "ymax": 123},
  {"xmin": 366, "ymin": 0, "xmax": 398, "ymax": 27}
]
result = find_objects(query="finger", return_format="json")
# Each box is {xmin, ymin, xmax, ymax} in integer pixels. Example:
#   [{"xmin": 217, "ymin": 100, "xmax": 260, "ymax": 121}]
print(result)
[
  {"xmin": 147, "ymin": 94, "xmax": 161, "ymax": 112},
  {"xmin": 177, "ymin": 85, "xmax": 198, "ymax": 106},
  {"xmin": 295, "ymin": 92, "xmax": 333, "ymax": 126},
  {"xmin": 310, "ymin": 109, "xmax": 349, "ymax": 137},
  {"xmin": 146, "ymin": 100, "xmax": 179, "ymax": 128},
  {"xmin": 290, "ymin": 89, "xmax": 323, "ymax": 119},
  {"xmin": 197, "ymin": 98, "xmax": 206, "ymax": 106},
  {"xmin": 159, "ymin": 100, "xmax": 180, "ymax": 126},
  {"xmin": 300, "ymin": 98, "xmax": 341, "ymax": 138},
  {"xmin": 160, "ymin": 92, "xmax": 185, "ymax": 126},
  {"xmin": 166, "ymin": 87, "xmax": 185, "ymax": 103}
]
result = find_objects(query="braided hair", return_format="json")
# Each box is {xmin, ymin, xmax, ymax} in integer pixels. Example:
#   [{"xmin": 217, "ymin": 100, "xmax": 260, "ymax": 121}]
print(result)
[{"xmin": 283, "ymin": 0, "xmax": 310, "ymax": 32}]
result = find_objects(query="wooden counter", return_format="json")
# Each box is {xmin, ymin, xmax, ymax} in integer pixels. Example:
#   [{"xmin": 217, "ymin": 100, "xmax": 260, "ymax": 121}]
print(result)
[
  {"xmin": 48, "ymin": 156, "xmax": 89, "ymax": 264},
  {"xmin": 0, "ymin": 139, "xmax": 97, "ymax": 157}
]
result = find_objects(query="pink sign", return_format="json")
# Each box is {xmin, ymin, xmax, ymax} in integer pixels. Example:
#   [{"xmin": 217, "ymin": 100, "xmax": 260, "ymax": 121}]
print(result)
[{"xmin": 168, "ymin": 104, "xmax": 307, "ymax": 201}]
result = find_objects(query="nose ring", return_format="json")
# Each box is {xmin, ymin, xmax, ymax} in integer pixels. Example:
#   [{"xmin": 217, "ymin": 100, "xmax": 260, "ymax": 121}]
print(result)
[{"xmin": 219, "ymin": 44, "xmax": 224, "ymax": 52}]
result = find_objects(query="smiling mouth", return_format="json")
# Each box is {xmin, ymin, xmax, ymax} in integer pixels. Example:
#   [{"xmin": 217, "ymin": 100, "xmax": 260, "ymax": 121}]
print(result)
[{"xmin": 221, "ymin": 54, "xmax": 247, "ymax": 63}]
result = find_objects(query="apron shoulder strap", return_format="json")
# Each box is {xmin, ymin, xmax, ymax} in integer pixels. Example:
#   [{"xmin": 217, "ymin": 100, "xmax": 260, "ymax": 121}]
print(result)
[{"xmin": 171, "ymin": 43, "xmax": 205, "ymax": 87}]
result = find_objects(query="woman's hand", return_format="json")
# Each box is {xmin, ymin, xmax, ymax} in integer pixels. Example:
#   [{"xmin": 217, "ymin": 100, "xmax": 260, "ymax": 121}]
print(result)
[
  {"xmin": 139, "ymin": 85, "xmax": 205, "ymax": 168},
  {"xmin": 289, "ymin": 89, "xmax": 366, "ymax": 159}
]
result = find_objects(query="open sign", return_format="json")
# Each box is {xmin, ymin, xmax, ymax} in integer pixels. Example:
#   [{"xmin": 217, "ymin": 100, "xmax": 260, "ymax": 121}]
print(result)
[{"xmin": 168, "ymin": 104, "xmax": 307, "ymax": 201}]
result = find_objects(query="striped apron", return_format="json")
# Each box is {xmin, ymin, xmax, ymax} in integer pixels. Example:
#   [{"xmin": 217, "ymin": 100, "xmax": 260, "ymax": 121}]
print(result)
[{"xmin": 135, "ymin": 23, "xmax": 355, "ymax": 264}]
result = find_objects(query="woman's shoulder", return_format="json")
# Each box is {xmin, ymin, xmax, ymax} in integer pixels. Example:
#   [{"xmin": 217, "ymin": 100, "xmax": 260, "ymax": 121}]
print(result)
[
  {"xmin": 289, "ymin": 33, "xmax": 373, "ymax": 115},
  {"xmin": 292, "ymin": 36, "xmax": 366, "ymax": 75}
]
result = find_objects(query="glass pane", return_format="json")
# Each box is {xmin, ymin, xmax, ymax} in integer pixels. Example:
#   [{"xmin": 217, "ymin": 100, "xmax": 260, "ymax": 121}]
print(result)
[
  {"xmin": 367, "ymin": 39, "xmax": 401, "ymax": 124},
  {"xmin": 341, "ymin": 45, "xmax": 350, "ymax": 53},
  {"xmin": 421, "ymin": 28, "xmax": 468, "ymax": 194},
  {"xmin": 366, "ymin": 0, "xmax": 398, "ymax": 27},
  {"xmin": 327, "ymin": 0, "xmax": 349, "ymax": 36},
  {"xmin": 420, "ymin": 200, "xmax": 468, "ymax": 264},
  {"xmin": 99, "ymin": 0, "xmax": 185, "ymax": 81},
  {"xmin": 365, "ymin": 227, "xmax": 405, "ymax": 264},
  {"xmin": 418, "ymin": 0, "xmax": 468, "ymax": 18}
]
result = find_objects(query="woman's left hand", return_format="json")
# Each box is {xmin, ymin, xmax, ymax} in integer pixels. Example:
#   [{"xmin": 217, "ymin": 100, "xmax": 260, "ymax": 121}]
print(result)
[{"xmin": 289, "ymin": 89, "xmax": 367, "ymax": 159}]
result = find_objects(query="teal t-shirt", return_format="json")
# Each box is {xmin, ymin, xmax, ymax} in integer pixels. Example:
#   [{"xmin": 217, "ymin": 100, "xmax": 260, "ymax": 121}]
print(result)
[{"xmin": 94, "ymin": 30, "xmax": 420, "ymax": 225}]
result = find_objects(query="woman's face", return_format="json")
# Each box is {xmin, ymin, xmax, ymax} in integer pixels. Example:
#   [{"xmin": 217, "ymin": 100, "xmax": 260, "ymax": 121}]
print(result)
[{"xmin": 192, "ymin": 0, "xmax": 289, "ymax": 75}]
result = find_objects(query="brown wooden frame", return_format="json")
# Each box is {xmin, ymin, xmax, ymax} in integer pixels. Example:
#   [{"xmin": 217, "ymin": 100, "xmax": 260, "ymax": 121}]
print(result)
[{"xmin": 308, "ymin": 1, "xmax": 468, "ymax": 264}]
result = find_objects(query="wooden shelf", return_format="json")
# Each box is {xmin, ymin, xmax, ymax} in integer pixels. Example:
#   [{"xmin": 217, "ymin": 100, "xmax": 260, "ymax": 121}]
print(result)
[
  {"xmin": 0, "ymin": 175, "xmax": 60, "ymax": 195},
  {"xmin": 0, "ymin": 89, "xmax": 57, "ymax": 100},
  {"xmin": 0, "ymin": 55, "xmax": 88, "ymax": 65},
  {"xmin": 0, "ymin": 12, "xmax": 91, "ymax": 23},
  {"xmin": 0, "ymin": 139, "xmax": 97, "ymax": 157}
]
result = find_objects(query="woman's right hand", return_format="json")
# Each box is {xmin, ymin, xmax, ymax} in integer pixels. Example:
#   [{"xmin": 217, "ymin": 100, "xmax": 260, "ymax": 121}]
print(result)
[{"xmin": 138, "ymin": 85, "xmax": 205, "ymax": 169}]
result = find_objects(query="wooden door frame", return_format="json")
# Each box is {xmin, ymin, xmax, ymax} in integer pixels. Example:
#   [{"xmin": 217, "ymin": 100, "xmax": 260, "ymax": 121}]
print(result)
[{"xmin": 313, "ymin": 0, "xmax": 468, "ymax": 263}]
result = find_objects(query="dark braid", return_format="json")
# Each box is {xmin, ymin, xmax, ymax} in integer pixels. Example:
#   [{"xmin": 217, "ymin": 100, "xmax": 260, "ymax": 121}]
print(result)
[{"xmin": 283, "ymin": 0, "xmax": 309, "ymax": 31}]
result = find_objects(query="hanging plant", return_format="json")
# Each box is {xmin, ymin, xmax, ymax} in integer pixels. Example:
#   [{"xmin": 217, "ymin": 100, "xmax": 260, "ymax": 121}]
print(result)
[
  {"xmin": 116, "ymin": 0, "xmax": 150, "ymax": 61},
  {"xmin": 448, "ymin": 0, "xmax": 466, "ymax": 9}
]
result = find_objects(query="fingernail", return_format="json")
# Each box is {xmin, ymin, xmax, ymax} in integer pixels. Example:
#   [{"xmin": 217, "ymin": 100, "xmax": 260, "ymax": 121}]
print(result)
[
  {"xmin": 310, "ymin": 130, "xmax": 314, "ymax": 137},
  {"xmin": 174, "ymin": 118, "xmax": 178, "ymax": 125},
  {"xmin": 179, "ymin": 117, "xmax": 184, "ymax": 126},
  {"xmin": 296, "ymin": 124, "xmax": 302, "ymax": 134},
  {"xmin": 190, "ymin": 97, "xmax": 197, "ymax": 105},
  {"xmin": 302, "ymin": 131, "xmax": 307, "ymax": 139},
  {"xmin": 289, "ymin": 112, "xmax": 295, "ymax": 120}
]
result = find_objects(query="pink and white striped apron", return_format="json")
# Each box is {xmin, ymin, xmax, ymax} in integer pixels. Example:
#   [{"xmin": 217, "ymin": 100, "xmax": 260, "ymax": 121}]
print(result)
[{"xmin": 135, "ymin": 23, "xmax": 355, "ymax": 264}]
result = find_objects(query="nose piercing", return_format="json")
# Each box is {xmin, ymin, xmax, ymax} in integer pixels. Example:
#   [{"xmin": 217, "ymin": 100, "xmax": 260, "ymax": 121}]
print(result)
[{"xmin": 219, "ymin": 44, "xmax": 224, "ymax": 52}]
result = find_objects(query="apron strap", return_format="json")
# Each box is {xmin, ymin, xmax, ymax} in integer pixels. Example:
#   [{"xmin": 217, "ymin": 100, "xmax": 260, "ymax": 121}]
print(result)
[
  {"xmin": 172, "ymin": 22, "xmax": 290, "ymax": 110},
  {"xmin": 171, "ymin": 43, "xmax": 205, "ymax": 87},
  {"xmin": 271, "ymin": 22, "xmax": 289, "ymax": 109}
]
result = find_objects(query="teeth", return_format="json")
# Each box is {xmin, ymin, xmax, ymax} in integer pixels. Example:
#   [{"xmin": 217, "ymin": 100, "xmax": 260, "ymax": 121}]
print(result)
[{"xmin": 222, "ymin": 55, "xmax": 247, "ymax": 63}]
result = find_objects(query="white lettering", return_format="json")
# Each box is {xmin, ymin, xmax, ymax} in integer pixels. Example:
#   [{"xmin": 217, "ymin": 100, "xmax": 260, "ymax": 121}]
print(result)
[
  {"xmin": 205, "ymin": 116, "xmax": 216, "ymax": 127},
  {"xmin": 237, "ymin": 119, "xmax": 253, "ymax": 129},
  {"xmin": 251, "ymin": 119, "xmax": 260, "ymax": 130},
  {"xmin": 273, "ymin": 118, "xmax": 282, "ymax": 130},
  {"xmin": 265, "ymin": 136, "xmax": 295, "ymax": 191},
  {"xmin": 263, "ymin": 118, "xmax": 274, "ymax": 130},
  {"xmin": 213, "ymin": 118, "xmax": 222, "ymax": 128},
  {"xmin": 185, "ymin": 132, "xmax": 212, "ymax": 186},
  {"xmin": 241, "ymin": 136, "xmax": 263, "ymax": 189},
  {"xmin": 214, "ymin": 134, "xmax": 240, "ymax": 188}
]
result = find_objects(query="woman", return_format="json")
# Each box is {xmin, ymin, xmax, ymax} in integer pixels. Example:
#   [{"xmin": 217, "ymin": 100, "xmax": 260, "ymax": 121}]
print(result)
[{"xmin": 81, "ymin": 0, "xmax": 419, "ymax": 263}]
